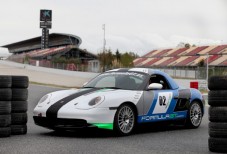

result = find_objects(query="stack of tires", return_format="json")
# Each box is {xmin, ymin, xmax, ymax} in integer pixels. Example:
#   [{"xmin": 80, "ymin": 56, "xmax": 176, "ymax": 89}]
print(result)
[
  {"xmin": 208, "ymin": 76, "xmax": 227, "ymax": 153},
  {"xmin": 0, "ymin": 76, "xmax": 12, "ymax": 137},
  {"xmin": 11, "ymin": 76, "xmax": 29, "ymax": 135},
  {"xmin": 0, "ymin": 75, "xmax": 29, "ymax": 137}
]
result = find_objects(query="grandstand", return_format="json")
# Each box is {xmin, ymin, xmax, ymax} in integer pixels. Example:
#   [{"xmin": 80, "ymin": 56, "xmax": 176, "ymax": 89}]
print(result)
[
  {"xmin": 2, "ymin": 33, "xmax": 97, "ymax": 64},
  {"xmin": 133, "ymin": 45, "xmax": 227, "ymax": 67}
]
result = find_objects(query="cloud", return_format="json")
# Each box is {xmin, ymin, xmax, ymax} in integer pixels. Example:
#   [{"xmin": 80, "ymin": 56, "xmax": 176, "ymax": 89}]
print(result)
[{"xmin": 1, "ymin": 0, "xmax": 227, "ymax": 57}]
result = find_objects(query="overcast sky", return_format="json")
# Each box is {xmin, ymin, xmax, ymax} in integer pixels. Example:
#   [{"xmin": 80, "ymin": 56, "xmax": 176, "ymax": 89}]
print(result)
[{"xmin": 0, "ymin": 0, "xmax": 227, "ymax": 56}]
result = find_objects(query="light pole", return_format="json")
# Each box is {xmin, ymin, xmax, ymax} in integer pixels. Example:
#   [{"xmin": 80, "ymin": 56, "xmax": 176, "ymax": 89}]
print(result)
[
  {"xmin": 102, "ymin": 24, "xmax": 106, "ymax": 72},
  {"xmin": 206, "ymin": 53, "xmax": 209, "ymax": 90}
]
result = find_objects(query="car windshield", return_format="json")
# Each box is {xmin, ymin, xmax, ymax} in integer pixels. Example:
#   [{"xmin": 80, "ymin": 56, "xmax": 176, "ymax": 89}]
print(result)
[{"xmin": 84, "ymin": 71, "xmax": 148, "ymax": 90}]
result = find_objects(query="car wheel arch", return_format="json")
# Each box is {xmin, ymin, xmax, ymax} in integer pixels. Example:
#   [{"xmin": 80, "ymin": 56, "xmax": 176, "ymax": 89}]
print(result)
[
  {"xmin": 117, "ymin": 102, "xmax": 138, "ymax": 117},
  {"xmin": 113, "ymin": 102, "xmax": 138, "ymax": 136}
]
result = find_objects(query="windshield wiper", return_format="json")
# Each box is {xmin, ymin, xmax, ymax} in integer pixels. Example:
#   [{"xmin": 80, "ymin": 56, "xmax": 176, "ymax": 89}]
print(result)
[
  {"xmin": 102, "ymin": 87, "xmax": 122, "ymax": 89},
  {"xmin": 83, "ymin": 87, "xmax": 122, "ymax": 89},
  {"xmin": 83, "ymin": 86, "xmax": 95, "ymax": 88}
]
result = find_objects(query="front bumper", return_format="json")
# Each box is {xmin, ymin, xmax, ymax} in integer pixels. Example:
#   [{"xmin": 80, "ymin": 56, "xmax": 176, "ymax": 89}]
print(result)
[
  {"xmin": 34, "ymin": 106, "xmax": 116, "ymax": 124},
  {"xmin": 33, "ymin": 116, "xmax": 114, "ymax": 130},
  {"xmin": 33, "ymin": 116, "xmax": 97, "ymax": 130}
]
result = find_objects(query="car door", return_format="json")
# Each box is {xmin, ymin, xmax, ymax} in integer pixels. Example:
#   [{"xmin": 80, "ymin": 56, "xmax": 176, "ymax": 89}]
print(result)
[{"xmin": 140, "ymin": 74, "xmax": 179, "ymax": 123}]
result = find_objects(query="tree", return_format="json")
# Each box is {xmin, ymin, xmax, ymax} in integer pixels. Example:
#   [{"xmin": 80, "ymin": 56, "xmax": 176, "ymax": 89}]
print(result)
[
  {"xmin": 185, "ymin": 43, "xmax": 191, "ymax": 48},
  {"xmin": 67, "ymin": 58, "xmax": 81, "ymax": 65},
  {"xmin": 97, "ymin": 49, "xmax": 114, "ymax": 71},
  {"xmin": 106, "ymin": 49, "xmax": 114, "ymax": 68},
  {"xmin": 52, "ymin": 57, "xmax": 67, "ymax": 64},
  {"xmin": 120, "ymin": 52, "xmax": 135, "ymax": 67},
  {"xmin": 198, "ymin": 59, "xmax": 205, "ymax": 67},
  {"xmin": 176, "ymin": 42, "xmax": 193, "ymax": 48},
  {"xmin": 23, "ymin": 54, "xmax": 30, "ymax": 64},
  {"xmin": 115, "ymin": 49, "xmax": 121, "ymax": 62},
  {"xmin": 98, "ymin": 49, "xmax": 138, "ymax": 70}
]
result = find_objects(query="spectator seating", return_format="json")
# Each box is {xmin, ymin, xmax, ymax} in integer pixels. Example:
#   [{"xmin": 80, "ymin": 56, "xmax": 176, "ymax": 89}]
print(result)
[{"xmin": 134, "ymin": 44, "xmax": 227, "ymax": 67}]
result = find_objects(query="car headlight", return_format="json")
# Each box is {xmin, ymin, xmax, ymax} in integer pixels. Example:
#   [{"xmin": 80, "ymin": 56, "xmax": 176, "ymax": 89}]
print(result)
[
  {"xmin": 88, "ymin": 96, "xmax": 105, "ymax": 106},
  {"xmin": 38, "ymin": 94, "xmax": 51, "ymax": 104}
]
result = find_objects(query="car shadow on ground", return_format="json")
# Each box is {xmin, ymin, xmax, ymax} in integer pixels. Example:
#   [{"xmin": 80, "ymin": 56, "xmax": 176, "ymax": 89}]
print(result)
[{"xmin": 40, "ymin": 122, "xmax": 189, "ymax": 138}]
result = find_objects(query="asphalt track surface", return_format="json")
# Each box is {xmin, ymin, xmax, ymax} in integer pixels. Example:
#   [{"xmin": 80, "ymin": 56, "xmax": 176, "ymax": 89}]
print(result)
[{"xmin": 0, "ymin": 84, "xmax": 213, "ymax": 154}]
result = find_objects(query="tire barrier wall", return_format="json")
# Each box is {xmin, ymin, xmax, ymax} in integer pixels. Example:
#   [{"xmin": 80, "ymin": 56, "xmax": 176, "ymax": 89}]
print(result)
[
  {"xmin": 0, "ymin": 76, "xmax": 28, "ymax": 137},
  {"xmin": 208, "ymin": 76, "xmax": 227, "ymax": 153}
]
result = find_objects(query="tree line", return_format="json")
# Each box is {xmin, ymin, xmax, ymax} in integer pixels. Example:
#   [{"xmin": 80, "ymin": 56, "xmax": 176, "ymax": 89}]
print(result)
[{"xmin": 97, "ymin": 49, "xmax": 139, "ymax": 70}]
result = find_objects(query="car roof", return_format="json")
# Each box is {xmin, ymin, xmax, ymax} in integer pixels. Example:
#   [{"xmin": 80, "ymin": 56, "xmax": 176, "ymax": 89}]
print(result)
[
  {"xmin": 106, "ymin": 68, "xmax": 163, "ymax": 75},
  {"xmin": 106, "ymin": 68, "xmax": 179, "ymax": 89}
]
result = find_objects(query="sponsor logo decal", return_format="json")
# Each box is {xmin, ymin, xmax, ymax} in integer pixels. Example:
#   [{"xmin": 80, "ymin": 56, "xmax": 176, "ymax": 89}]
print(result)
[
  {"xmin": 141, "ymin": 114, "xmax": 177, "ymax": 121},
  {"xmin": 100, "ymin": 72, "xmax": 145, "ymax": 78}
]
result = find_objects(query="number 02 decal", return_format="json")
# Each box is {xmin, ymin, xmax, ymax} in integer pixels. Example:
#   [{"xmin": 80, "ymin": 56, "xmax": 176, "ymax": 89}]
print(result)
[
  {"xmin": 153, "ymin": 92, "xmax": 173, "ymax": 114},
  {"xmin": 159, "ymin": 96, "xmax": 166, "ymax": 106}
]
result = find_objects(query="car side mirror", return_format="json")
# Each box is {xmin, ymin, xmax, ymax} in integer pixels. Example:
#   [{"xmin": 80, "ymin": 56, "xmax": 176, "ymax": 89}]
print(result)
[{"xmin": 147, "ymin": 83, "xmax": 163, "ymax": 90}]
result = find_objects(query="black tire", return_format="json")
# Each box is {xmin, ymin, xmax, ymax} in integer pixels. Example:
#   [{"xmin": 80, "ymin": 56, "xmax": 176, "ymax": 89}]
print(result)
[
  {"xmin": 185, "ymin": 101, "xmax": 203, "ymax": 128},
  {"xmin": 0, "ymin": 101, "xmax": 11, "ymax": 114},
  {"xmin": 0, "ymin": 89, "xmax": 12, "ymax": 101},
  {"xmin": 11, "ymin": 113, "xmax": 27, "ymax": 125},
  {"xmin": 114, "ymin": 104, "xmax": 136, "ymax": 136},
  {"xmin": 208, "ymin": 90, "xmax": 227, "ymax": 106},
  {"xmin": 12, "ymin": 76, "xmax": 29, "ymax": 88},
  {"xmin": 209, "ymin": 76, "xmax": 227, "ymax": 90},
  {"xmin": 11, "ymin": 101, "xmax": 27, "ymax": 113},
  {"xmin": 0, "ymin": 76, "xmax": 12, "ymax": 88},
  {"xmin": 0, "ymin": 127, "xmax": 11, "ymax": 137},
  {"xmin": 209, "ymin": 137, "xmax": 227, "ymax": 153},
  {"xmin": 0, "ymin": 114, "xmax": 11, "ymax": 127},
  {"xmin": 12, "ymin": 89, "xmax": 28, "ymax": 101},
  {"xmin": 209, "ymin": 107, "xmax": 227, "ymax": 122},
  {"xmin": 11, "ymin": 125, "xmax": 27, "ymax": 135},
  {"xmin": 209, "ymin": 122, "xmax": 227, "ymax": 138}
]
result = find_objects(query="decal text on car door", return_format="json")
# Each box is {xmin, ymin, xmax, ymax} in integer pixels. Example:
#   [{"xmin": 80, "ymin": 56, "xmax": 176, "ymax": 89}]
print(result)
[{"xmin": 153, "ymin": 92, "xmax": 172, "ymax": 114}]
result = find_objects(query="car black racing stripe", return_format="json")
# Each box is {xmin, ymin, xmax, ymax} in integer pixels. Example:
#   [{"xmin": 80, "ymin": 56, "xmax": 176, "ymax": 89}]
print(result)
[{"xmin": 46, "ymin": 88, "xmax": 99, "ymax": 119}]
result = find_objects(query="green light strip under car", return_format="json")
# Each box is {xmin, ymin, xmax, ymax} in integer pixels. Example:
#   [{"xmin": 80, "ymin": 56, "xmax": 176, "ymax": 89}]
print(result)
[{"xmin": 92, "ymin": 123, "xmax": 113, "ymax": 130}]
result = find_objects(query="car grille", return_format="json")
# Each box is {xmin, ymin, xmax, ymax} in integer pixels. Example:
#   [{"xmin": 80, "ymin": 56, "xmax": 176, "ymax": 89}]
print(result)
[{"xmin": 33, "ymin": 116, "xmax": 93, "ymax": 129}]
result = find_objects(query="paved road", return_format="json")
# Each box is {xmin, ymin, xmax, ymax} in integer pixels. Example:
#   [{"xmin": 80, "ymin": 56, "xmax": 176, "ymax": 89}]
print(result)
[{"xmin": 0, "ymin": 85, "xmax": 211, "ymax": 154}]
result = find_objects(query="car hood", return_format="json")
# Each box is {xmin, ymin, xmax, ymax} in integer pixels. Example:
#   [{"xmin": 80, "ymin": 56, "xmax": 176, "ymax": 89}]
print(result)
[{"xmin": 47, "ymin": 88, "xmax": 143, "ymax": 110}]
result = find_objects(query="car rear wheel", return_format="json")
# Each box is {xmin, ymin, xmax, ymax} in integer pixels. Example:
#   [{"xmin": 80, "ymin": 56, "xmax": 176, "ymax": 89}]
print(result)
[
  {"xmin": 114, "ymin": 104, "xmax": 136, "ymax": 136},
  {"xmin": 186, "ymin": 101, "xmax": 202, "ymax": 128}
]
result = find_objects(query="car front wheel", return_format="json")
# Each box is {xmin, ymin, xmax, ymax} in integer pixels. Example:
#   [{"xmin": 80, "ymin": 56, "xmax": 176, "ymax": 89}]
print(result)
[{"xmin": 114, "ymin": 104, "xmax": 136, "ymax": 136}]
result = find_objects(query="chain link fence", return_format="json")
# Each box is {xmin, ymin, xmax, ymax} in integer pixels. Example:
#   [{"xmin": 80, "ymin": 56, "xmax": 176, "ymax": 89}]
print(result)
[
  {"xmin": 147, "ymin": 66, "xmax": 227, "ymax": 79},
  {"xmin": 28, "ymin": 59, "xmax": 89, "ymax": 72}
]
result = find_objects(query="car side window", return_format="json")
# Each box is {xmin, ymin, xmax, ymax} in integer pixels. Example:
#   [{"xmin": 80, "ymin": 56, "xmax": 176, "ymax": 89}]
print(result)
[{"xmin": 149, "ymin": 74, "xmax": 170, "ymax": 90}]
